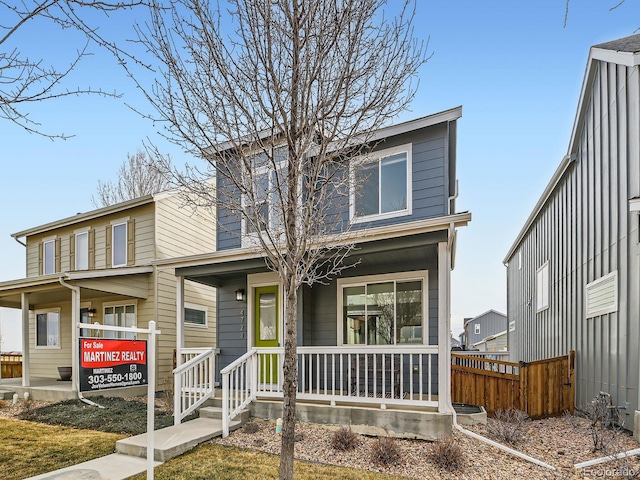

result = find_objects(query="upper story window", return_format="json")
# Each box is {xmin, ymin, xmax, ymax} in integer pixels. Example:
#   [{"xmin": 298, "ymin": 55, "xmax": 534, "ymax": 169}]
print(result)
[
  {"xmin": 474, "ymin": 323, "xmax": 480, "ymax": 335},
  {"xmin": 107, "ymin": 219, "xmax": 134, "ymax": 268},
  {"xmin": 40, "ymin": 237, "xmax": 59, "ymax": 275},
  {"xmin": 586, "ymin": 271, "xmax": 618, "ymax": 318},
  {"xmin": 113, "ymin": 222, "xmax": 127, "ymax": 267},
  {"xmin": 350, "ymin": 144, "xmax": 412, "ymax": 223},
  {"xmin": 76, "ymin": 231, "xmax": 89, "ymax": 270},
  {"xmin": 36, "ymin": 308, "xmax": 60, "ymax": 348},
  {"xmin": 43, "ymin": 239, "xmax": 55, "ymax": 275},
  {"xmin": 242, "ymin": 151, "xmax": 287, "ymax": 244},
  {"xmin": 536, "ymin": 261, "xmax": 549, "ymax": 312}
]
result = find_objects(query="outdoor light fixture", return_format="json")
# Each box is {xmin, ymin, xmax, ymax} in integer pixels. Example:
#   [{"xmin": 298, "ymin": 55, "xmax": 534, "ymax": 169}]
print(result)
[
  {"xmin": 235, "ymin": 289, "xmax": 245, "ymax": 302},
  {"xmin": 88, "ymin": 308, "xmax": 97, "ymax": 318}
]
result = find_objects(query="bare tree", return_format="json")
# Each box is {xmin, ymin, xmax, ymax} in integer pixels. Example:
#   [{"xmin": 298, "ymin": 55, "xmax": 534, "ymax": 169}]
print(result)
[
  {"xmin": 92, "ymin": 149, "xmax": 171, "ymax": 207},
  {"xmin": 134, "ymin": 1, "xmax": 428, "ymax": 478},
  {"xmin": 0, "ymin": 0, "xmax": 147, "ymax": 139}
]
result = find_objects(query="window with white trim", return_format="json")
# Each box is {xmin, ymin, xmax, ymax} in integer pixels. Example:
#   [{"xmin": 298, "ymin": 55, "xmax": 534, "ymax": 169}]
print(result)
[
  {"xmin": 185, "ymin": 304, "xmax": 207, "ymax": 327},
  {"xmin": 340, "ymin": 271, "xmax": 425, "ymax": 345},
  {"xmin": 536, "ymin": 261, "xmax": 549, "ymax": 312},
  {"xmin": 518, "ymin": 250, "xmax": 522, "ymax": 270},
  {"xmin": 474, "ymin": 323, "xmax": 480, "ymax": 335},
  {"xmin": 351, "ymin": 144, "xmax": 412, "ymax": 223},
  {"xmin": 242, "ymin": 151, "xmax": 287, "ymax": 244},
  {"xmin": 36, "ymin": 309, "xmax": 60, "ymax": 347},
  {"xmin": 586, "ymin": 271, "xmax": 618, "ymax": 318},
  {"xmin": 43, "ymin": 239, "xmax": 55, "ymax": 275},
  {"xmin": 76, "ymin": 231, "xmax": 89, "ymax": 270},
  {"xmin": 104, "ymin": 303, "xmax": 136, "ymax": 339},
  {"xmin": 509, "ymin": 320, "xmax": 515, "ymax": 332},
  {"xmin": 112, "ymin": 222, "xmax": 127, "ymax": 267}
]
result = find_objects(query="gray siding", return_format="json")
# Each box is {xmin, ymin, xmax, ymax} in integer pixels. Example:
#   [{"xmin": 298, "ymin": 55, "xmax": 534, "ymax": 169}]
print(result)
[
  {"xmin": 215, "ymin": 121, "xmax": 455, "ymax": 250},
  {"xmin": 216, "ymin": 276, "xmax": 248, "ymax": 371},
  {"xmin": 464, "ymin": 311, "xmax": 507, "ymax": 348},
  {"xmin": 506, "ymin": 59, "xmax": 640, "ymax": 420}
]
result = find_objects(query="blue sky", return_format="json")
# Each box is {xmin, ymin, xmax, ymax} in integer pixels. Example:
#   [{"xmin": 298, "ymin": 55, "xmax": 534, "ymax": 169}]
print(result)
[{"xmin": 0, "ymin": 0, "xmax": 638, "ymax": 351}]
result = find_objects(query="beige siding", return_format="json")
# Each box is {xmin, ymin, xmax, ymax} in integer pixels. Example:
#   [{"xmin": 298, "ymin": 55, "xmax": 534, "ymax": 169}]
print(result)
[
  {"xmin": 24, "ymin": 203, "xmax": 156, "ymax": 276},
  {"xmin": 28, "ymin": 303, "xmax": 73, "ymax": 378},
  {"xmin": 155, "ymin": 193, "xmax": 216, "ymax": 259}
]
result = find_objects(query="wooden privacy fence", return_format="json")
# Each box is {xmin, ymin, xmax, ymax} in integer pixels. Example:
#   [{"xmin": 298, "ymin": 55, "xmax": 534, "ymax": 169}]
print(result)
[
  {"xmin": 451, "ymin": 351, "xmax": 575, "ymax": 418},
  {"xmin": 0, "ymin": 354, "xmax": 23, "ymax": 378}
]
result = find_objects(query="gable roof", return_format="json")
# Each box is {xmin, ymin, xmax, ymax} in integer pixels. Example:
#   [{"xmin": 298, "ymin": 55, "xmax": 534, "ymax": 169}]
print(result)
[
  {"xmin": 462, "ymin": 309, "xmax": 507, "ymax": 327},
  {"xmin": 503, "ymin": 34, "xmax": 640, "ymax": 263}
]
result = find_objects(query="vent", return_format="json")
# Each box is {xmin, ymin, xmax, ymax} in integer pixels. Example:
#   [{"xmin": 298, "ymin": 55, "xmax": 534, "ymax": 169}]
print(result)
[{"xmin": 586, "ymin": 271, "xmax": 618, "ymax": 318}]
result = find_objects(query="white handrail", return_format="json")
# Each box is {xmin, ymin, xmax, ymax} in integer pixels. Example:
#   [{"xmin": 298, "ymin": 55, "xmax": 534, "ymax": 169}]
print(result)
[
  {"xmin": 222, "ymin": 349, "xmax": 258, "ymax": 437},
  {"xmin": 173, "ymin": 348, "xmax": 217, "ymax": 426}
]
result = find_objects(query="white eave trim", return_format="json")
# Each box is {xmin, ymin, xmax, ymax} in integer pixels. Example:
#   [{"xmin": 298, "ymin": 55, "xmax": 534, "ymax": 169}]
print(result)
[
  {"xmin": 503, "ymin": 154, "xmax": 575, "ymax": 263},
  {"xmin": 591, "ymin": 47, "xmax": 640, "ymax": 67},
  {"xmin": 155, "ymin": 211, "xmax": 472, "ymax": 270}
]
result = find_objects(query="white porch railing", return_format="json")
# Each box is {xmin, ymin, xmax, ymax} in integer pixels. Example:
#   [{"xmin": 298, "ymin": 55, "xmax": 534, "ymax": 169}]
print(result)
[
  {"xmin": 221, "ymin": 345, "xmax": 439, "ymax": 437},
  {"xmin": 173, "ymin": 347, "xmax": 217, "ymax": 425}
]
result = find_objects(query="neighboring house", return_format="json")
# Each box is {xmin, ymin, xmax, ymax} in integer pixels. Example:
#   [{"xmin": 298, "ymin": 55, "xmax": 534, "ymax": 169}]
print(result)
[
  {"xmin": 462, "ymin": 310, "xmax": 508, "ymax": 351},
  {"xmin": 158, "ymin": 107, "xmax": 471, "ymax": 438},
  {"xmin": 504, "ymin": 34, "xmax": 640, "ymax": 436},
  {"xmin": 0, "ymin": 192, "xmax": 217, "ymax": 398},
  {"xmin": 450, "ymin": 335, "xmax": 461, "ymax": 349}
]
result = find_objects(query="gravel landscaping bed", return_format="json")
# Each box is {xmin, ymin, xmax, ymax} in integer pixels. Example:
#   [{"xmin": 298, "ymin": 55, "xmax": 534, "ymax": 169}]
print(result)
[{"xmin": 213, "ymin": 415, "xmax": 640, "ymax": 479}]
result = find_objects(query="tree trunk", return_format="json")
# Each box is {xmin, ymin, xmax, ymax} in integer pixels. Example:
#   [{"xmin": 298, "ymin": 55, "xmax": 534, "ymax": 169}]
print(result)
[{"xmin": 279, "ymin": 282, "xmax": 298, "ymax": 480}]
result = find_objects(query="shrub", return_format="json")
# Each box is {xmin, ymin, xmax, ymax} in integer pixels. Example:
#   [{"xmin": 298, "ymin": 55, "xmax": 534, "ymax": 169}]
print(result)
[
  {"xmin": 242, "ymin": 422, "xmax": 260, "ymax": 434},
  {"xmin": 0, "ymin": 399, "xmax": 6, "ymax": 409},
  {"xmin": 370, "ymin": 436, "xmax": 402, "ymax": 466},
  {"xmin": 331, "ymin": 427, "xmax": 360, "ymax": 452},
  {"xmin": 487, "ymin": 407, "xmax": 530, "ymax": 445},
  {"xmin": 428, "ymin": 435, "xmax": 465, "ymax": 471}
]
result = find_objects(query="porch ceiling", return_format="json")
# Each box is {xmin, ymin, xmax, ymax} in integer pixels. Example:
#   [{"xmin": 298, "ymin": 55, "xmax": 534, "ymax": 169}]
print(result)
[{"xmin": 179, "ymin": 230, "xmax": 445, "ymax": 288}]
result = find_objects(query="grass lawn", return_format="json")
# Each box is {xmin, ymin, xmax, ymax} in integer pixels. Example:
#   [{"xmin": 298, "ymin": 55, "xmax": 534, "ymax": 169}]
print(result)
[
  {"xmin": 130, "ymin": 442, "xmax": 405, "ymax": 480},
  {"xmin": 0, "ymin": 418, "xmax": 125, "ymax": 480}
]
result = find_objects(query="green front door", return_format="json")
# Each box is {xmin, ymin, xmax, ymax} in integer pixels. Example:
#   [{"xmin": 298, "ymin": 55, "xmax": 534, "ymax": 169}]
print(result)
[{"xmin": 254, "ymin": 285, "xmax": 279, "ymax": 383}]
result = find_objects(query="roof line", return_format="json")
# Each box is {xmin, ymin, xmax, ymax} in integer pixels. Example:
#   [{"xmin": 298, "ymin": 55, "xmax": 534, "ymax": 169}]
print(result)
[{"xmin": 463, "ymin": 309, "xmax": 507, "ymax": 327}]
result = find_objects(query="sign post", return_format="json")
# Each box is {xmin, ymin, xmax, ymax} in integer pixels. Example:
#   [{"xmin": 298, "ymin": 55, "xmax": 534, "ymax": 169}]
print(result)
[{"xmin": 77, "ymin": 321, "xmax": 161, "ymax": 480}]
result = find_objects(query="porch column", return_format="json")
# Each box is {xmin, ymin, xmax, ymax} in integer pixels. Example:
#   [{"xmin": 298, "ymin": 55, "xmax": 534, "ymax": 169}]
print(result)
[
  {"xmin": 70, "ymin": 286, "xmax": 80, "ymax": 393},
  {"xmin": 437, "ymin": 241, "xmax": 452, "ymax": 414},
  {"xmin": 176, "ymin": 276, "xmax": 185, "ymax": 369},
  {"xmin": 21, "ymin": 293, "xmax": 30, "ymax": 387}
]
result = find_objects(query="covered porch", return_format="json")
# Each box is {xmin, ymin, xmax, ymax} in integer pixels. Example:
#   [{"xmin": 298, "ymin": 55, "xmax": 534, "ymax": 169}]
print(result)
[
  {"xmin": 0, "ymin": 268, "xmax": 152, "ymax": 398},
  {"xmin": 164, "ymin": 215, "xmax": 469, "ymax": 436}
]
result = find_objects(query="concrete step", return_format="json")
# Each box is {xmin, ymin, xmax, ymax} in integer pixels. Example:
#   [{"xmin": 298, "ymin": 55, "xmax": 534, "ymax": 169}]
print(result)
[
  {"xmin": 115, "ymin": 417, "xmax": 242, "ymax": 462},
  {"xmin": 199, "ymin": 406, "xmax": 251, "ymax": 424},
  {"xmin": 0, "ymin": 389, "xmax": 16, "ymax": 400},
  {"xmin": 24, "ymin": 453, "xmax": 161, "ymax": 480}
]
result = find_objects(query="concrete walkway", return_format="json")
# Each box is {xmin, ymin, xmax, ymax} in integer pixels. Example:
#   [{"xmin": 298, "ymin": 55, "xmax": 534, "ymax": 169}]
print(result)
[{"xmin": 23, "ymin": 408, "xmax": 244, "ymax": 480}]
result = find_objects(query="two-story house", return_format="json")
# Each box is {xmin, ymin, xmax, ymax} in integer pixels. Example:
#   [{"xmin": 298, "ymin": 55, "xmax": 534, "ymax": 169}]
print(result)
[
  {"xmin": 462, "ymin": 310, "xmax": 508, "ymax": 352},
  {"xmin": 158, "ymin": 107, "xmax": 471, "ymax": 438},
  {"xmin": 0, "ymin": 191, "xmax": 217, "ymax": 399},
  {"xmin": 504, "ymin": 34, "xmax": 640, "ymax": 438}
]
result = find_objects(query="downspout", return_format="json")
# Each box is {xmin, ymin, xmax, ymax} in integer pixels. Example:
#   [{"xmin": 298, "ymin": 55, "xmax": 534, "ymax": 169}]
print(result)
[
  {"xmin": 58, "ymin": 277, "xmax": 103, "ymax": 408},
  {"xmin": 13, "ymin": 236, "xmax": 26, "ymax": 247}
]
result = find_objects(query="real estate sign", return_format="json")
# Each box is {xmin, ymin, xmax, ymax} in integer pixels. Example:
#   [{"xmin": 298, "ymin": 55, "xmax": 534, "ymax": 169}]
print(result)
[{"xmin": 79, "ymin": 338, "xmax": 148, "ymax": 392}]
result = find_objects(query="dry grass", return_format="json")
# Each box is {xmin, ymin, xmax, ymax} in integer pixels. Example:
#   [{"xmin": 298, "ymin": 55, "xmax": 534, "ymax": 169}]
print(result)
[
  {"xmin": 129, "ymin": 442, "xmax": 405, "ymax": 480},
  {"xmin": 0, "ymin": 418, "xmax": 125, "ymax": 480}
]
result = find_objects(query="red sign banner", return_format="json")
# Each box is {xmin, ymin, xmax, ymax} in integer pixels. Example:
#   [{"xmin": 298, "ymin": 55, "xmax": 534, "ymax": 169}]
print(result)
[{"xmin": 79, "ymin": 338, "xmax": 148, "ymax": 392}]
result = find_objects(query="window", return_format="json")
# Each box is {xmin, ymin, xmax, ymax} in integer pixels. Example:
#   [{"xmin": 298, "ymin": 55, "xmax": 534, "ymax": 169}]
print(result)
[
  {"xmin": 509, "ymin": 320, "xmax": 515, "ymax": 332},
  {"xmin": 339, "ymin": 271, "xmax": 426, "ymax": 345},
  {"xmin": 36, "ymin": 309, "xmax": 60, "ymax": 347},
  {"xmin": 185, "ymin": 304, "xmax": 207, "ymax": 327},
  {"xmin": 112, "ymin": 222, "xmax": 127, "ymax": 267},
  {"xmin": 75, "ymin": 231, "xmax": 89, "ymax": 270},
  {"xmin": 518, "ymin": 250, "xmax": 522, "ymax": 270},
  {"xmin": 242, "ymin": 152, "xmax": 287, "ymax": 243},
  {"xmin": 536, "ymin": 261, "xmax": 549, "ymax": 312},
  {"xmin": 586, "ymin": 271, "xmax": 618, "ymax": 318},
  {"xmin": 43, "ymin": 239, "xmax": 55, "ymax": 275},
  {"xmin": 104, "ymin": 303, "xmax": 136, "ymax": 339},
  {"xmin": 351, "ymin": 144, "xmax": 412, "ymax": 223},
  {"xmin": 474, "ymin": 324, "xmax": 480, "ymax": 335}
]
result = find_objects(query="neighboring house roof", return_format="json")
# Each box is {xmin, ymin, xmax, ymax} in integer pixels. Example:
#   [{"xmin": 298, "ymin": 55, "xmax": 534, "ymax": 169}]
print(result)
[
  {"xmin": 503, "ymin": 34, "xmax": 640, "ymax": 263},
  {"xmin": 462, "ymin": 309, "xmax": 506, "ymax": 328},
  {"xmin": 11, "ymin": 195, "xmax": 155, "ymax": 239},
  {"xmin": 472, "ymin": 329, "xmax": 507, "ymax": 348}
]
